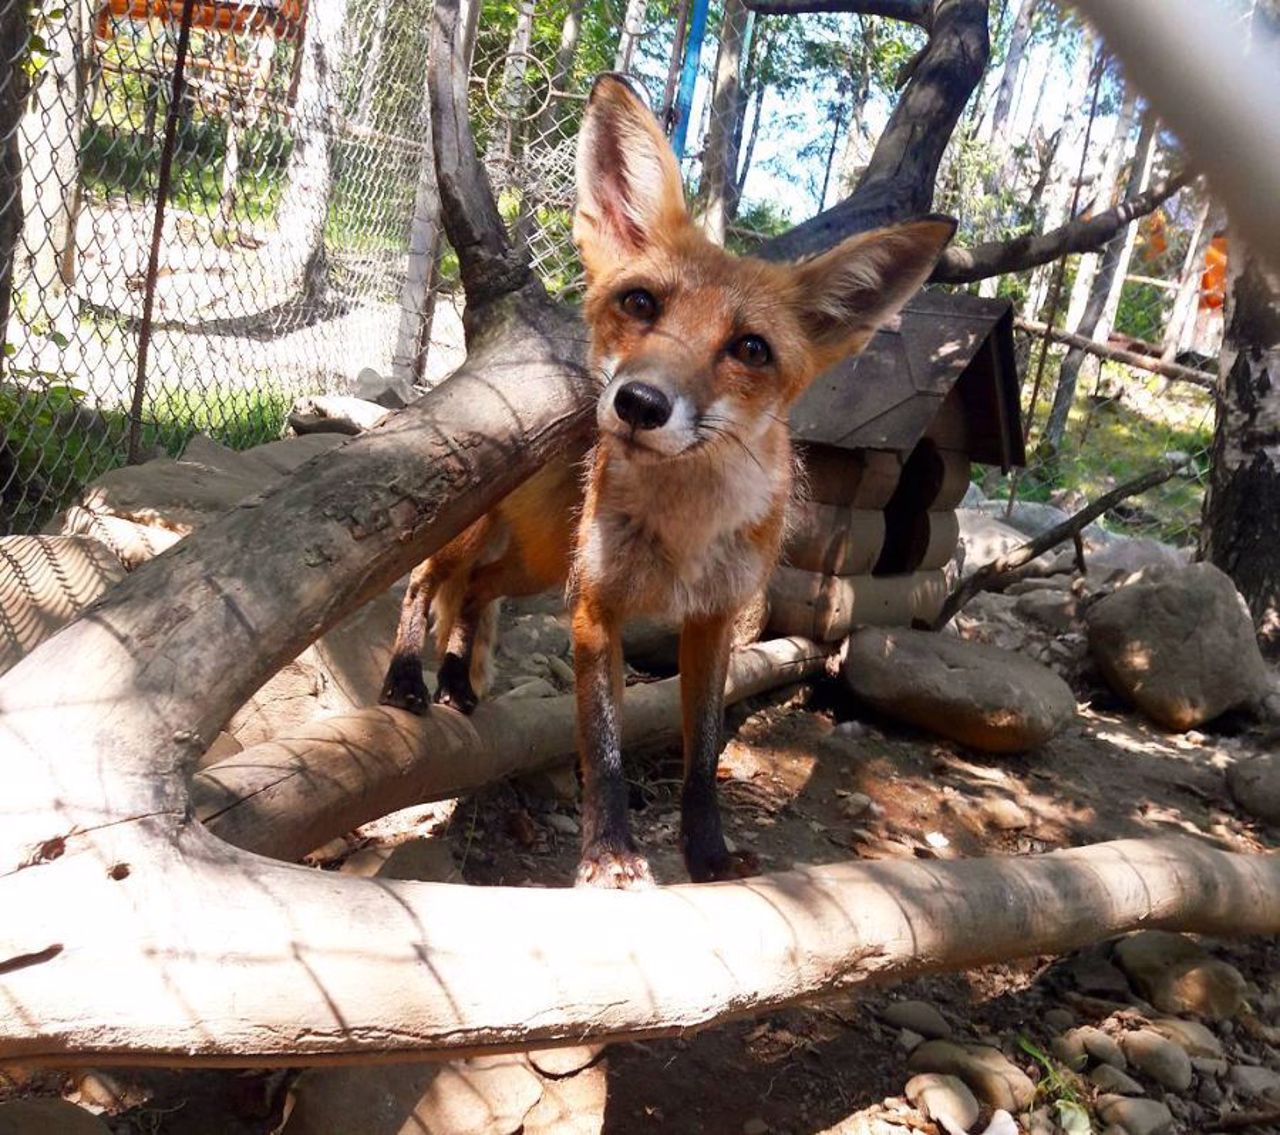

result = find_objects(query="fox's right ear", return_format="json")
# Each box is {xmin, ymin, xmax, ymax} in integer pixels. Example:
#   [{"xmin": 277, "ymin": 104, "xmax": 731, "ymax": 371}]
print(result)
[{"xmin": 574, "ymin": 74, "xmax": 688, "ymax": 278}]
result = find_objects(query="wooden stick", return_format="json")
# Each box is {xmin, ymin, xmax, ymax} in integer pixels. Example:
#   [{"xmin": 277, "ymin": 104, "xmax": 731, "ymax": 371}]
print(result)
[
  {"xmin": 1015, "ymin": 317, "xmax": 1217, "ymax": 392},
  {"xmin": 932, "ymin": 461, "xmax": 1184, "ymax": 629}
]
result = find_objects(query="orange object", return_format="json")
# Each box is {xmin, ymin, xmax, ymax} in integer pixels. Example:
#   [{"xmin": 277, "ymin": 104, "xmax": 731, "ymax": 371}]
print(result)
[
  {"xmin": 1140, "ymin": 209, "xmax": 1168, "ymax": 261},
  {"xmin": 1200, "ymin": 234, "xmax": 1228, "ymax": 310}
]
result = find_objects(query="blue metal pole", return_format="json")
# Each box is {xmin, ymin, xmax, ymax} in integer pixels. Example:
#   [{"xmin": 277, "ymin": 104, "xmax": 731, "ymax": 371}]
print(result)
[{"xmin": 672, "ymin": 0, "xmax": 712, "ymax": 160}]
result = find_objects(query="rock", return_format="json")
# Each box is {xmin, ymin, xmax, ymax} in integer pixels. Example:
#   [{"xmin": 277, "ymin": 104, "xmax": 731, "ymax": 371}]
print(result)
[
  {"xmin": 977, "ymin": 1113, "xmax": 1018, "ymax": 1135},
  {"xmin": 1113, "ymin": 931, "xmax": 1246, "ymax": 1019},
  {"xmin": 1149, "ymin": 1017, "xmax": 1223, "ymax": 1058},
  {"xmin": 1191, "ymin": 1056, "xmax": 1228, "ymax": 1079},
  {"xmin": 883, "ymin": 1000, "xmax": 952, "ymax": 1040},
  {"xmin": 840, "ymin": 792, "xmax": 873, "ymax": 820},
  {"xmin": 500, "ymin": 677, "xmax": 559, "ymax": 700},
  {"xmin": 961, "ymin": 483, "xmax": 983, "ymax": 508},
  {"xmin": 1044, "ymin": 1007, "xmax": 1075, "ymax": 1033},
  {"xmin": 843, "ymin": 628, "xmax": 1076, "ymax": 753},
  {"xmin": 1077, "ymin": 1025, "xmax": 1127, "ymax": 1069},
  {"xmin": 1120, "ymin": 1029, "xmax": 1193, "ymax": 1091},
  {"xmin": 1062, "ymin": 952, "xmax": 1133, "ymax": 999},
  {"xmin": 351, "ymin": 365, "xmax": 413, "ymax": 409},
  {"xmin": 81, "ymin": 453, "xmax": 265, "ymax": 532},
  {"xmin": 527, "ymin": 1045, "xmax": 602, "ymax": 1077},
  {"xmin": 0, "ymin": 1100, "xmax": 111, "ymax": 1133},
  {"xmin": 956, "ymin": 510, "xmax": 1057, "ymax": 576},
  {"xmin": 904, "ymin": 1073, "xmax": 979, "ymax": 1134},
  {"xmin": 60, "ymin": 504, "xmax": 183, "ymax": 568},
  {"xmin": 1051, "ymin": 1031, "xmax": 1088, "ymax": 1071},
  {"xmin": 523, "ymin": 1060, "xmax": 607, "ymax": 1135},
  {"xmin": 1014, "ymin": 589, "xmax": 1080, "ymax": 633},
  {"xmin": 1227, "ymin": 754, "xmax": 1280, "ymax": 825},
  {"xmin": 743, "ymin": 1120, "xmax": 769, "ymax": 1135},
  {"xmin": 501, "ymin": 613, "xmax": 571, "ymax": 661},
  {"xmin": 1084, "ymin": 537, "xmax": 1188, "ymax": 581},
  {"xmin": 1085, "ymin": 564, "xmax": 1271, "ymax": 730},
  {"xmin": 545, "ymin": 812, "xmax": 580, "ymax": 836},
  {"xmin": 1089, "ymin": 1063, "xmax": 1146, "ymax": 1095},
  {"xmin": 980, "ymin": 499, "xmax": 1072, "ymax": 537},
  {"xmin": 621, "ymin": 616, "xmax": 681, "ymax": 675},
  {"xmin": 897, "ymin": 1029, "xmax": 925, "ymax": 1052},
  {"xmin": 906, "ymin": 1040, "xmax": 1036, "ymax": 1112},
  {"xmin": 979, "ymin": 797, "xmax": 1030, "ymax": 831},
  {"xmin": 545, "ymin": 653, "xmax": 575, "ymax": 688},
  {"xmin": 1229, "ymin": 1064, "xmax": 1280, "ymax": 1100},
  {"xmin": 288, "ymin": 394, "xmax": 393, "ymax": 435},
  {"xmin": 1095, "ymin": 1096, "xmax": 1174, "ymax": 1135},
  {"xmin": 0, "ymin": 534, "xmax": 126, "ymax": 679},
  {"xmin": 242, "ymin": 433, "xmax": 347, "ymax": 476}
]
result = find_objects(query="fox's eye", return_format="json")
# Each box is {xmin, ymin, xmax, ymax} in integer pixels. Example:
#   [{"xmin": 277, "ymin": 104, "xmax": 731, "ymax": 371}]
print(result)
[
  {"xmin": 620, "ymin": 289, "xmax": 659, "ymax": 322},
  {"xmin": 729, "ymin": 334, "xmax": 772, "ymax": 367}
]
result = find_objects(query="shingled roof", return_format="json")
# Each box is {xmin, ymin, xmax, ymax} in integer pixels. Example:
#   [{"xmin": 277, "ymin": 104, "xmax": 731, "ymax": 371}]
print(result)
[{"xmin": 790, "ymin": 291, "xmax": 1025, "ymax": 470}]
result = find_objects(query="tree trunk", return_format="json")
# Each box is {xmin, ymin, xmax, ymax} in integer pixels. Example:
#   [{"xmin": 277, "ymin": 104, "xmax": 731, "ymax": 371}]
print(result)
[
  {"xmin": 1162, "ymin": 194, "xmax": 1217, "ymax": 362},
  {"xmin": 985, "ymin": 0, "xmax": 1035, "ymax": 145},
  {"xmin": 699, "ymin": 0, "xmax": 752, "ymax": 244},
  {"xmin": 499, "ymin": 0, "xmax": 536, "ymax": 159},
  {"xmin": 1200, "ymin": 242, "xmax": 1280, "ymax": 655},
  {"xmin": 0, "ymin": 0, "xmax": 28, "ymax": 386},
  {"xmin": 274, "ymin": 0, "xmax": 347, "ymax": 302},
  {"xmin": 614, "ymin": 0, "xmax": 649, "ymax": 71},
  {"xmin": 1062, "ymin": 82, "xmax": 1139, "ymax": 329},
  {"xmin": 16, "ymin": 2, "xmax": 83, "ymax": 339},
  {"xmin": 1038, "ymin": 105, "xmax": 1161, "ymax": 458},
  {"xmin": 353, "ymin": 0, "xmax": 389, "ymax": 126},
  {"xmin": 734, "ymin": 79, "xmax": 765, "ymax": 204}
]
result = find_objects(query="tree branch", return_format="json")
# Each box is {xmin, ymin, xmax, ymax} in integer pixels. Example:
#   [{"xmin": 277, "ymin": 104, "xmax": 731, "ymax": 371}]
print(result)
[
  {"xmin": 1015, "ymin": 316, "xmax": 1217, "ymax": 392},
  {"xmin": 429, "ymin": 0, "xmax": 534, "ymax": 314},
  {"xmin": 931, "ymin": 170, "xmax": 1193, "ymax": 284},
  {"xmin": 742, "ymin": 0, "xmax": 930, "ymax": 25},
  {"xmin": 760, "ymin": 0, "xmax": 988, "ymax": 260},
  {"xmin": 931, "ymin": 461, "xmax": 1186, "ymax": 629},
  {"xmin": 197, "ymin": 638, "xmax": 832, "ymax": 861}
]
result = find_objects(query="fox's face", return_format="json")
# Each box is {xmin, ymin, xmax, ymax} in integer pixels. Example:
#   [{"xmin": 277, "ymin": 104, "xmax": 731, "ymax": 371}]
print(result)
[{"xmin": 573, "ymin": 74, "xmax": 956, "ymax": 466}]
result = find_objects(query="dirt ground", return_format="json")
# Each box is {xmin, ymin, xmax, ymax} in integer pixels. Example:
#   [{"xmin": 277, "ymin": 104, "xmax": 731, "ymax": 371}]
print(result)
[{"xmin": 4, "ymin": 594, "xmax": 1278, "ymax": 1135}]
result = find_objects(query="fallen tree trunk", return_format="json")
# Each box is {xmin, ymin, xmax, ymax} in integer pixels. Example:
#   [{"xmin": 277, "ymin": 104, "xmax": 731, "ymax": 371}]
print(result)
[
  {"xmin": 197, "ymin": 637, "xmax": 833, "ymax": 860},
  {"xmin": 3, "ymin": 834, "xmax": 1277, "ymax": 1065}
]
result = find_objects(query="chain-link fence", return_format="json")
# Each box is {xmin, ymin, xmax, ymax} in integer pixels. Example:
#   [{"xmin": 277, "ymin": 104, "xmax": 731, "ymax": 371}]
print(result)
[
  {"xmin": 1, "ymin": 0, "xmax": 455, "ymax": 533},
  {"xmin": 2, "ymin": 0, "xmax": 1225, "ymax": 553}
]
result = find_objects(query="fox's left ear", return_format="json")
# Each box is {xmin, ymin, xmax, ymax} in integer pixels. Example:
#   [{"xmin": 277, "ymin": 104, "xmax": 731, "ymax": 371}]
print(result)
[
  {"xmin": 793, "ymin": 216, "xmax": 958, "ymax": 364},
  {"xmin": 574, "ymin": 74, "xmax": 688, "ymax": 279}
]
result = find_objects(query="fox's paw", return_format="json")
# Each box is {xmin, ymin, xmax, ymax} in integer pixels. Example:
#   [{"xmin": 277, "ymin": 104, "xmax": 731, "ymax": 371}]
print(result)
[
  {"xmin": 433, "ymin": 654, "xmax": 478, "ymax": 715},
  {"xmin": 686, "ymin": 845, "xmax": 760, "ymax": 884},
  {"xmin": 575, "ymin": 843, "xmax": 654, "ymax": 890},
  {"xmin": 380, "ymin": 656, "xmax": 430, "ymax": 716}
]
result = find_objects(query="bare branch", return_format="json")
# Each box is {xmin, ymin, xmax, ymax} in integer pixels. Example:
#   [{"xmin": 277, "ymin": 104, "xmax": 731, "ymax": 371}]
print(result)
[
  {"xmin": 931, "ymin": 170, "xmax": 1193, "ymax": 284},
  {"xmin": 932, "ymin": 461, "xmax": 1187, "ymax": 629},
  {"xmin": 761, "ymin": 0, "xmax": 988, "ymax": 260},
  {"xmin": 1015, "ymin": 317, "xmax": 1217, "ymax": 392},
  {"xmin": 743, "ymin": 0, "xmax": 930, "ymax": 25},
  {"xmin": 429, "ymin": 0, "xmax": 534, "ymax": 312}
]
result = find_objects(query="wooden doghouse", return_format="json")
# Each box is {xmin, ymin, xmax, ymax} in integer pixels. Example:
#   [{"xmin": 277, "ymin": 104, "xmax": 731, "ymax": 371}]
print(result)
[{"xmin": 768, "ymin": 292, "xmax": 1025, "ymax": 642}]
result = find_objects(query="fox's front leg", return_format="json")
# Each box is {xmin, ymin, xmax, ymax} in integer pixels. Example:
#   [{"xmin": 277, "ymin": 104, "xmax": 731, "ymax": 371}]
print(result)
[
  {"xmin": 680, "ymin": 610, "xmax": 760, "ymax": 882},
  {"xmin": 573, "ymin": 595, "xmax": 653, "ymax": 889}
]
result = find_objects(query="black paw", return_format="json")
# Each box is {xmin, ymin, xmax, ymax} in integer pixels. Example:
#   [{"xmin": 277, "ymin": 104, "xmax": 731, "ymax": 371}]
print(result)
[
  {"xmin": 433, "ymin": 653, "xmax": 478, "ymax": 715},
  {"xmin": 379, "ymin": 655, "xmax": 430, "ymax": 715},
  {"xmin": 682, "ymin": 821, "xmax": 760, "ymax": 883}
]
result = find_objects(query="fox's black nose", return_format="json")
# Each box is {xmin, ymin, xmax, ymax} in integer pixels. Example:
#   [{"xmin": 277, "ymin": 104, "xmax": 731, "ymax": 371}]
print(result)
[{"xmin": 614, "ymin": 382, "xmax": 672, "ymax": 431}]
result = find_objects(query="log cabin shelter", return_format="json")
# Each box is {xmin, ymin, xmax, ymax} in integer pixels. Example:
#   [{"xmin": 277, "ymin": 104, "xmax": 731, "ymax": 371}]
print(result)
[{"xmin": 768, "ymin": 291, "xmax": 1025, "ymax": 642}]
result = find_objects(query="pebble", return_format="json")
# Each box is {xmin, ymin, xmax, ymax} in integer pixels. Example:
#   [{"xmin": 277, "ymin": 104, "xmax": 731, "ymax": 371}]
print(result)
[
  {"xmin": 1121, "ymin": 1029, "xmax": 1192, "ymax": 1091},
  {"xmin": 743, "ymin": 1118, "xmax": 769, "ymax": 1135},
  {"xmin": 500, "ymin": 677, "xmax": 558, "ymax": 700},
  {"xmin": 980, "ymin": 797, "xmax": 1030, "ymax": 830},
  {"xmin": 1113, "ymin": 931, "xmax": 1246, "ymax": 1019},
  {"xmin": 1089, "ymin": 1063, "xmax": 1145, "ymax": 1095},
  {"xmin": 1095, "ymin": 1095, "xmax": 1174, "ymax": 1135},
  {"xmin": 1150, "ymin": 1017, "xmax": 1223, "ymax": 1058},
  {"xmin": 1229, "ymin": 1063, "xmax": 1280, "ymax": 1100},
  {"xmin": 906, "ymin": 1040, "xmax": 1035, "ymax": 1112},
  {"xmin": 544, "ymin": 812, "xmax": 580, "ymax": 836},
  {"xmin": 833, "ymin": 719, "xmax": 871, "ymax": 740},
  {"xmin": 883, "ymin": 1000, "xmax": 952, "ymax": 1040},
  {"xmin": 897, "ymin": 1028, "xmax": 924, "ymax": 1052},
  {"xmin": 1043, "ymin": 1007, "xmax": 1075, "ymax": 1033},
  {"xmin": 904, "ymin": 1072, "xmax": 979, "ymax": 1134},
  {"xmin": 1078, "ymin": 1024, "xmax": 1127, "ymax": 1069},
  {"xmin": 545, "ymin": 654, "xmax": 576, "ymax": 687},
  {"xmin": 840, "ymin": 792, "xmax": 873, "ymax": 820}
]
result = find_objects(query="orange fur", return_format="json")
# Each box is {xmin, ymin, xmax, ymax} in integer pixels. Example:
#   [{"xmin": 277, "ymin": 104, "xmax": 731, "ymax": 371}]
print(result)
[{"xmin": 381, "ymin": 74, "xmax": 955, "ymax": 885}]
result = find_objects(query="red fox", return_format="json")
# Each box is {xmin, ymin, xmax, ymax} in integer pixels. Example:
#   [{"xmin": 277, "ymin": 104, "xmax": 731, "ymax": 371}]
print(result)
[{"xmin": 381, "ymin": 74, "xmax": 955, "ymax": 888}]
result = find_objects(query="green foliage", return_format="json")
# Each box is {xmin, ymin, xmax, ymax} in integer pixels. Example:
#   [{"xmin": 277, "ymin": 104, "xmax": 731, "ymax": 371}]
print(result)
[{"xmin": 1017, "ymin": 1036, "xmax": 1089, "ymax": 1122}]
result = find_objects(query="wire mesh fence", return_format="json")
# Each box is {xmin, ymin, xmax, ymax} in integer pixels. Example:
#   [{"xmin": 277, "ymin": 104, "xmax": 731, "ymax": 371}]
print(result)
[
  {"xmin": 2, "ymin": 0, "xmax": 1226, "ymax": 554},
  {"xmin": 0, "ymin": 0, "xmax": 451, "ymax": 533}
]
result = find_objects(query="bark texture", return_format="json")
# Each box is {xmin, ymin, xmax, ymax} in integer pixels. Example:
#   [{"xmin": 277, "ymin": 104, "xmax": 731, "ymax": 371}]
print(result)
[{"xmin": 1201, "ymin": 245, "xmax": 1280, "ymax": 654}]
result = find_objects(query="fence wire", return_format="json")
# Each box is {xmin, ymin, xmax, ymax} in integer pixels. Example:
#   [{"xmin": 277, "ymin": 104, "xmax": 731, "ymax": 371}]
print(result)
[
  {"xmin": 1, "ymin": 0, "xmax": 449, "ymax": 533},
  {"xmin": 3, "ymin": 0, "xmax": 1225, "ymax": 556}
]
